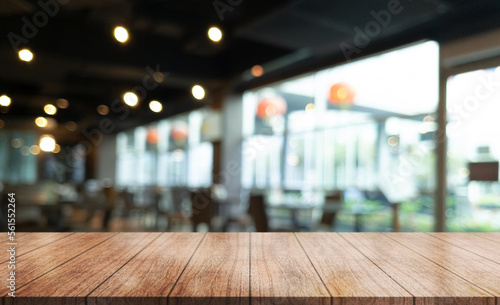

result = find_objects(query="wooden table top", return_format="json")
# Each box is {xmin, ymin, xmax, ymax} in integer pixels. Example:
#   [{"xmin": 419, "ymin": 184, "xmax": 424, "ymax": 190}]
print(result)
[{"xmin": 2, "ymin": 232, "xmax": 500, "ymax": 305}]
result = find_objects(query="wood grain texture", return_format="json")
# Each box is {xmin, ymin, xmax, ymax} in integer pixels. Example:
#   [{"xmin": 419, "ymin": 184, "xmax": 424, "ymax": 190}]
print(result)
[
  {"xmin": 342, "ymin": 233, "xmax": 495, "ymax": 305},
  {"xmin": 2, "ymin": 233, "xmax": 74, "ymax": 264},
  {"xmin": 5, "ymin": 233, "xmax": 160, "ymax": 305},
  {"xmin": 0, "ymin": 232, "xmax": 115, "ymax": 297},
  {"xmin": 2, "ymin": 232, "xmax": 500, "ymax": 305},
  {"xmin": 251, "ymin": 233, "xmax": 330, "ymax": 305},
  {"xmin": 296, "ymin": 233, "xmax": 413, "ymax": 305},
  {"xmin": 169, "ymin": 233, "xmax": 249, "ymax": 305},
  {"xmin": 428, "ymin": 233, "xmax": 500, "ymax": 268},
  {"xmin": 471, "ymin": 233, "xmax": 500, "ymax": 243},
  {"xmin": 387, "ymin": 233, "xmax": 500, "ymax": 300},
  {"xmin": 88, "ymin": 233, "xmax": 205, "ymax": 305}
]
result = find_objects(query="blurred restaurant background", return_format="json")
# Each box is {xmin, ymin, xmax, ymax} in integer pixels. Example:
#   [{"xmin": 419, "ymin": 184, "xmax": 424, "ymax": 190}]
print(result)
[{"xmin": 1, "ymin": 0, "xmax": 500, "ymax": 232}]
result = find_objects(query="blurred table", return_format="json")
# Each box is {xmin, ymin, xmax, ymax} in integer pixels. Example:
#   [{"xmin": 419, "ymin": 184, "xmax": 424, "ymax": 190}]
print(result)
[{"xmin": 3, "ymin": 232, "xmax": 499, "ymax": 305}]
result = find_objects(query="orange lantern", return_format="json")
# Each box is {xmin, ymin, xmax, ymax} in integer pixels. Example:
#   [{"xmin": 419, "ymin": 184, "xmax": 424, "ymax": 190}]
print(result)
[
  {"xmin": 256, "ymin": 96, "xmax": 287, "ymax": 119},
  {"xmin": 328, "ymin": 83, "xmax": 356, "ymax": 105},
  {"xmin": 146, "ymin": 127, "xmax": 159, "ymax": 144},
  {"xmin": 170, "ymin": 122, "xmax": 189, "ymax": 141}
]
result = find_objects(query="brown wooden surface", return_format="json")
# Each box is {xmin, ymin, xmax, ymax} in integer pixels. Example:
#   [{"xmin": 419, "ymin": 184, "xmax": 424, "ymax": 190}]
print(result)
[
  {"xmin": 296, "ymin": 233, "xmax": 413, "ymax": 305},
  {"xmin": 343, "ymin": 233, "xmax": 495, "ymax": 305},
  {"xmin": 251, "ymin": 233, "xmax": 330, "ymax": 305},
  {"xmin": 5, "ymin": 233, "xmax": 159, "ymax": 305},
  {"xmin": 88, "ymin": 233, "xmax": 204, "ymax": 305},
  {"xmin": 1, "ymin": 232, "xmax": 74, "ymax": 264},
  {"xmin": 387, "ymin": 233, "xmax": 500, "ymax": 299},
  {"xmin": 428, "ymin": 232, "xmax": 500, "ymax": 263},
  {"xmin": 1, "ymin": 233, "xmax": 499, "ymax": 305},
  {"xmin": 0, "ymin": 232, "xmax": 116, "ymax": 297},
  {"xmin": 169, "ymin": 233, "xmax": 249, "ymax": 305}
]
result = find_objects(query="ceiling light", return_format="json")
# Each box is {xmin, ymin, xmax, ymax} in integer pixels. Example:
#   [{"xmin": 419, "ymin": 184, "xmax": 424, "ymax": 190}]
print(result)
[
  {"xmin": 35, "ymin": 117, "xmax": 48, "ymax": 128},
  {"xmin": 97, "ymin": 105, "xmax": 110, "ymax": 115},
  {"xmin": 208, "ymin": 27, "xmax": 222, "ymax": 42},
  {"xmin": 149, "ymin": 100, "xmax": 162, "ymax": 113},
  {"xmin": 40, "ymin": 135, "xmax": 56, "ymax": 152},
  {"xmin": 0, "ymin": 95, "xmax": 11, "ymax": 106},
  {"xmin": 123, "ymin": 92, "xmax": 138, "ymax": 106},
  {"xmin": 56, "ymin": 98, "xmax": 69, "ymax": 109},
  {"xmin": 114, "ymin": 26, "xmax": 129, "ymax": 43},
  {"xmin": 192, "ymin": 85, "xmax": 205, "ymax": 100},
  {"xmin": 18, "ymin": 49, "xmax": 33, "ymax": 62},
  {"xmin": 44, "ymin": 104, "xmax": 57, "ymax": 115}
]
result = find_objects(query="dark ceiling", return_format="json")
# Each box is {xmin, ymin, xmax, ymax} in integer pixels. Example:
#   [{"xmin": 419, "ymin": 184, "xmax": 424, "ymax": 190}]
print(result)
[{"xmin": 0, "ymin": 0, "xmax": 500, "ymax": 135}]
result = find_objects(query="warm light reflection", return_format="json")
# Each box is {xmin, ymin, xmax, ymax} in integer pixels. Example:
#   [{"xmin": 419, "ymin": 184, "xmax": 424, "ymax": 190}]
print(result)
[
  {"xmin": 44, "ymin": 104, "xmax": 57, "ymax": 115},
  {"xmin": 97, "ymin": 105, "xmax": 110, "ymax": 115},
  {"xmin": 40, "ymin": 135, "xmax": 56, "ymax": 152},
  {"xmin": 305, "ymin": 103, "xmax": 315, "ymax": 113},
  {"xmin": 19, "ymin": 49, "xmax": 33, "ymax": 62},
  {"xmin": 123, "ymin": 92, "xmax": 138, "ymax": 106},
  {"xmin": 423, "ymin": 115, "xmax": 434, "ymax": 122},
  {"xmin": 114, "ymin": 26, "xmax": 129, "ymax": 43},
  {"xmin": 459, "ymin": 168, "xmax": 470, "ymax": 177},
  {"xmin": 251, "ymin": 65, "xmax": 264, "ymax": 77},
  {"xmin": 192, "ymin": 85, "xmax": 205, "ymax": 100},
  {"xmin": 388, "ymin": 136, "xmax": 399, "ymax": 146},
  {"xmin": 35, "ymin": 117, "xmax": 48, "ymax": 128},
  {"xmin": 56, "ymin": 99, "xmax": 69, "ymax": 109},
  {"xmin": 208, "ymin": 27, "xmax": 222, "ymax": 42},
  {"xmin": 29, "ymin": 145, "xmax": 40, "ymax": 155},
  {"xmin": 149, "ymin": 100, "xmax": 162, "ymax": 113},
  {"xmin": 53, "ymin": 144, "xmax": 61, "ymax": 154},
  {"xmin": 0, "ymin": 95, "xmax": 11, "ymax": 106}
]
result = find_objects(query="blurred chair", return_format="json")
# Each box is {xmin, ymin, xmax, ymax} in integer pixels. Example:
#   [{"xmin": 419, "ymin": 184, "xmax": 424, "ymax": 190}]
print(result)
[
  {"xmin": 116, "ymin": 189, "xmax": 150, "ymax": 230},
  {"xmin": 190, "ymin": 189, "xmax": 214, "ymax": 232},
  {"xmin": 364, "ymin": 190, "xmax": 400, "ymax": 232},
  {"xmin": 248, "ymin": 194, "xmax": 269, "ymax": 232},
  {"xmin": 316, "ymin": 191, "xmax": 343, "ymax": 232},
  {"xmin": 101, "ymin": 186, "xmax": 117, "ymax": 231},
  {"xmin": 247, "ymin": 194, "xmax": 295, "ymax": 232},
  {"xmin": 165, "ymin": 187, "xmax": 191, "ymax": 231}
]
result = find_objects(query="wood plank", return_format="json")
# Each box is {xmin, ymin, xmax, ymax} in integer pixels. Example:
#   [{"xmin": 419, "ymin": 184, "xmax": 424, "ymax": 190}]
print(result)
[
  {"xmin": 169, "ymin": 233, "xmax": 249, "ymax": 305},
  {"xmin": 2, "ymin": 233, "xmax": 74, "ymax": 264},
  {"xmin": 471, "ymin": 233, "xmax": 500, "ymax": 243},
  {"xmin": 4, "ymin": 233, "xmax": 160, "ymax": 305},
  {"xmin": 342, "ymin": 233, "xmax": 495, "ymax": 305},
  {"xmin": 428, "ymin": 233, "xmax": 500, "ymax": 264},
  {"xmin": 296, "ymin": 233, "xmax": 413, "ymax": 305},
  {"xmin": 387, "ymin": 233, "xmax": 500, "ymax": 302},
  {"xmin": 87, "ymin": 233, "xmax": 205, "ymax": 305},
  {"xmin": 250, "ymin": 233, "xmax": 330, "ymax": 305},
  {"xmin": 0, "ymin": 232, "xmax": 115, "ymax": 297}
]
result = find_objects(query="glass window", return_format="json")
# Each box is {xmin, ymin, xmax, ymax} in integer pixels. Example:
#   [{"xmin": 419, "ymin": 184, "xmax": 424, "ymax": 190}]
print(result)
[
  {"xmin": 0, "ymin": 130, "xmax": 37, "ymax": 184},
  {"xmin": 242, "ymin": 41, "xmax": 439, "ymax": 231},
  {"xmin": 116, "ymin": 107, "xmax": 220, "ymax": 188},
  {"xmin": 446, "ymin": 67, "xmax": 500, "ymax": 231}
]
